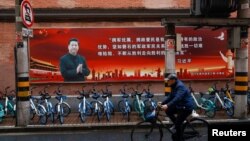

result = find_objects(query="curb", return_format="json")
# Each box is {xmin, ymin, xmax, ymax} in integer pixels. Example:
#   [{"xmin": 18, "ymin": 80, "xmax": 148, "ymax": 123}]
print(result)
[{"xmin": 0, "ymin": 117, "xmax": 250, "ymax": 133}]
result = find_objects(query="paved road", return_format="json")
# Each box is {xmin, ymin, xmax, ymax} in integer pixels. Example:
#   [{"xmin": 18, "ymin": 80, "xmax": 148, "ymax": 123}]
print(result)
[{"xmin": 0, "ymin": 127, "xmax": 191, "ymax": 141}]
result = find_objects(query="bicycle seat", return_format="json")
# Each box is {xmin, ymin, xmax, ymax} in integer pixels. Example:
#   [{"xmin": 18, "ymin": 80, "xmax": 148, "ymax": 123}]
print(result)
[
  {"xmin": 55, "ymin": 95, "xmax": 67, "ymax": 101},
  {"xmin": 131, "ymin": 92, "xmax": 142, "ymax": 97},
  {"xmin": 92, "ymin": 93, "xmax": 100, "ymax": 99},
  {"xmin": 77, "ymin": 96, "xmax": 84, "ymax": 100},
  {"xmin": 83, "ymin": 93, "xmax": 90, "ymax": 98},
  {"xmin": 199, "ymin": 92, "xmax": 205, "ymax": 97},
  {"xmin": 102, "ymin": 94, "xmax": 109, "ymax": 98},
  {"xmin": 55, "ymin": 91, "xmax": 63, "ymax": 96},
  {"xmin": 145, "ymin": 110, "xmax": 156, "ymax": 121},
  {"xmin": 102, "ymin": 92, "xmax": 112, "ymax": 98},
  {"xmin": 145, "ymin": 93, "xmax": 154, "ymax": 98},
  {"xmin": 7, "ymin": 95, "xmax": 15, "ymax": 100},
  {"xmin": 45, "ymin": 95, "xmax": 51, "ymax": 99},
  {"xmin": 41, "ymin": 94, "xmax": 51, "ymax": 100},
  {"xmin": 122, "ymin": 93, "xmax": 129, "ymax": 98}
]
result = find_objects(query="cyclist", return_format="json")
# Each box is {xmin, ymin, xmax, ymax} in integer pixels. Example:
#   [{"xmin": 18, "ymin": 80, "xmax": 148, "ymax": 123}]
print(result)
[{"xmin": 159, "ymin": 73, "xmax": 195, "ymax": 141}]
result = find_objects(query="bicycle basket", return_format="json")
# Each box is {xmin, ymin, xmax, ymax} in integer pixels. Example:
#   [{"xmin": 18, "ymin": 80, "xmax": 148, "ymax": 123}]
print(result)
[
  {"xmin": 62, "ymin": 95, "xmax": 67, "ymax": 100},
  {"xmin": 145, "ymin": 110, "xmax": 156, "ymax": 121},
  {"xmin": 0, "ymin": 105, "xmax": 4, "ymax": 117},
  {"xmin": 0, "ymin": 111, "xmax": 4, "ymax": 117},
  {"xmin": 208, "ymin": 87, "xmax": 215, "ymax": 95}
]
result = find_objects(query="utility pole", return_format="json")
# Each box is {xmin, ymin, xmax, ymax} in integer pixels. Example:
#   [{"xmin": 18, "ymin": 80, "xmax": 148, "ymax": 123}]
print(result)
[
  {"xmin": 163, "ymin": 23, "xmax": 176, "ymax": 95},
  {"xmin": 234, "ymin": 0, "xmax": 250, "ymax": 118},
  {"xmin": 15, "ymin": 0, "xmax": 31, "ymax": 126}
]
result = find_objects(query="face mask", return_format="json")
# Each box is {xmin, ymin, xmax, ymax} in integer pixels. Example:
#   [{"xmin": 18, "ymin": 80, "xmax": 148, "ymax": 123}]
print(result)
[{"xmin": 68, "ymin": 41, "xmax": 79, "ymax": 56}]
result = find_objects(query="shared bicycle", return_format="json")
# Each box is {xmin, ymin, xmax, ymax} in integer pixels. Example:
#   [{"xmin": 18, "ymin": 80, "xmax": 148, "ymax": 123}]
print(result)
[
  {"xmin": 54, "ymin": 85, "xmax": 71, "ymax": 124},
  {"xmin": 118, "ymin": 84, "xmax": 132, "ymax": 121},
  {"xmin": 76, "ymin": 85, "xmax": 93, "ymax": 123},
  {"xmin": 30, "ymin": 87, "xmax": 47, "ymax": 125},
  {"xmin": 101, "ymin": 84, "xmax": 114, "ymax": 121},
  {"xmin": 131, "ymin": 105, "xmax": 209, "ymax": 141},
  {"xmin": 0, "ymin": 86, "xmax": 16, "ymax": 122},
  {"xmin": 189, "ymin": 84, "xmax": 216, "ymax": 118}
]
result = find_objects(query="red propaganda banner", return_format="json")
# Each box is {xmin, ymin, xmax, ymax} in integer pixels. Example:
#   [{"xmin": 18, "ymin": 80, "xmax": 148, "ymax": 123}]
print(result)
[{"xmin": 29, "ymin": 27, "xmax": 233, "ymax": 82}]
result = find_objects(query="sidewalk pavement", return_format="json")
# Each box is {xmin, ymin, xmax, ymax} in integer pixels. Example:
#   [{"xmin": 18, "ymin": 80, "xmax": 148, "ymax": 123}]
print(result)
[{"xmin": 0, "ymin": 112, "xmax": 249, "ymax": 134}]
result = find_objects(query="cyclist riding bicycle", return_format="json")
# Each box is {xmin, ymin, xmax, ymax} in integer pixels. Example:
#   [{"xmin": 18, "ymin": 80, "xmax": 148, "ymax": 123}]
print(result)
[{"xmin": 159, "ymin": 73, "xmax": 195, "ymax": 141}]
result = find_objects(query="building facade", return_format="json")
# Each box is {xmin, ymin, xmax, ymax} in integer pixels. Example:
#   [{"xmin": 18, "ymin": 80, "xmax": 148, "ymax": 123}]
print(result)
[{"xmin": 0, "ymin": 0, "xmax": 249, "ymax": 93}]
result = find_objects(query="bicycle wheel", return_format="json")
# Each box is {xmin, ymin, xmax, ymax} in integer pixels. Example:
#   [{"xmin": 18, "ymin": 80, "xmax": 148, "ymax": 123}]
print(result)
[
  {"xmin": 203, "ymin": 100, "xmax": 216, "ymax": 118},
  {"xmin": 30, "ymin": 108, "xmax": 36, "ymax": 120},
  {"xmin": 85, "ymin": 102, "xmax": 93, "ymax": 116},
  {"xmin": 38, "ymin": 105, "xmax": 47, "ymax": 125},
  {"xmin": 107, "ymin": 101, "xmax": 115, "ymax": 115},
  {"xmin": 182, "ymin": 118, "xmax": 209, "ymax": 141},
  {"xmin": 97, "ymin": 107, "xmax": 102, "ymax": 122},
  {"xmin": 131, "ymin": 121, "xmax": 163, "ymax": 141},
  {"xmin": 55, "ymin": 102, "xmax": 71, "ymax": 117},
  {"xmin": 78, "ymin": 103, "xmax": 87, "ymax": 123},
  {"xmin": 208, "ymin": 97, "xmax": 222, "ymax": 111},
  {"xmin": 133, "ymin": 100, "xmax": 145, "ymax": 120},
  {"xmin": 224, "ymin": 99, "xmax": 234, "ymax": 117},
  {"xmin": 105, "ymin": 102, "xmax": 112, "ymax": 121},
  {"xmin": 48, "ymin": 112, "xmax": 55, "ymax": 123},
  {"xmin": 106, "ymin": 110, "xmax": 111, "ymax": 121},
  {"xmin": 118, "ymin": 100, "xmax": 126, "ymax": 113},
  {"xmin": 46, "ymin": 104, "xmax": 54, "ymax": 123},
  {"xmin": 79, "ymin": 112, "xmax": 86, "ymax": 123},
  {"xmin": 59, "ymin": 105, "xmax": 64, "ymax": 124},
  {"xmin": 118, "ymin": 100, "xmax": 131, "ymax": 121},
  {"xmin": 126, "ymin": 109, "xmax": 131, "ymax": 122},
  {"xmin": 91, "ymin": 101, "xmax": 103, "ymax": 122},
  {"xmin": 133, "ymin": 99, "xmax": 140, "ymax": 112},
  {"xmin": 144, "ymin": 100, "xmax": 156, "ymax": 116}
]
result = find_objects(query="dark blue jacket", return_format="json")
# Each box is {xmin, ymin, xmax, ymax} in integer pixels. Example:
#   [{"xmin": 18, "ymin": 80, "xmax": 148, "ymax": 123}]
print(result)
[
  {"xmin": 162, "ymin": 80, "xmax": 194, "ymax": 110},
  {"xmin": 60, "ymin": 53, "xmax": 90, "ymax": 81}
]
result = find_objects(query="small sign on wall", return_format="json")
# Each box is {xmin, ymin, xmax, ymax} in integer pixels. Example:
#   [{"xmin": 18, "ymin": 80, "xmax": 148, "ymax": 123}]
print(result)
[{"xmin": 20, "ymin": 0, "xmax": 34, "ymax": 28}]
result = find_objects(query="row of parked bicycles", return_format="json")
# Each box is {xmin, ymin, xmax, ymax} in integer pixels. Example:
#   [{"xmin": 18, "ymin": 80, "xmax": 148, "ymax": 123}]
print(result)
[
  {"xmin": 44, "ymin": 83, "xmax": 157, "ymax": 124},
  {"xmin": 1, "ymin": 82, "xmax": 250, "ymax": 125},
  {"xmin": 0, "ymin": 83, "xmax": 159, "ymax": 125},
  {"xmin": 190, "ymin": 81, "xmax": 238, "ymax": 118},
  {"xmin": 30, "ymin": 83, "xmax": 160, "ymax": 124}
]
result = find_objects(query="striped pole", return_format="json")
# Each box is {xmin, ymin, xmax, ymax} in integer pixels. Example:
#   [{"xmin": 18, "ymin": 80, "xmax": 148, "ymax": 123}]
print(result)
[
  {"xmin": 234, "ymin": 0, "xmax": 250, "ymax": 118},
  {"xmin": 17, "ymin": 77, "xmax": 30, "ymax": 100},
  {"xmin": 15, "ymin": 0, "xmax": 30, "ymax": 126},
  {"xmin": 234, "ymin": 27, "xmax": 249, "ymax": 118},
  {"xmin": 163, "ymin": 23, "xmax": 176, "ymax": 96}
]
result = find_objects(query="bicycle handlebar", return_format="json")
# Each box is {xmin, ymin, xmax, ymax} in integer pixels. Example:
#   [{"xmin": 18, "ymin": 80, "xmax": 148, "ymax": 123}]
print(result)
[{"xmin": 4, "ymin": 86, "xmax": 10, "ymax": 92}]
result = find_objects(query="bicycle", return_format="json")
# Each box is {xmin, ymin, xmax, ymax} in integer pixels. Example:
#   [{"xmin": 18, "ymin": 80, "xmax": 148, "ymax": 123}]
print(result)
[
  {"xmin": 30, "ymin": 87, "xmax": 47, "ymax": 125},
  {"xmin": 189, "ymin": 84, "xmax": 216, "ymax": 118},
  {"xmin": 0, "ymin": 101, "xmax": 4, "ymax": 122},
  {"xmin": 39, "ymin": 85, "xmax": 55, "ymax": 123},
  {"xmin": 131, "ymin": 105, "xmax": 209, "ymax": 141},
  {"xmin": 76, "ymin": 85, "xmax": 93, "ymax": 123},
  {"xmin": 220, "ymin": 80, "xmax": 234, "ymax": 103},
  {"xmin": 118, "ymin": 83, "xmax": 132, "ymax": 121},
  {"xmin": 90, "ymin": 84, "xmax": 103, "ymax": 122},
  {"xmin": 130, "ymin": 84, "xmax": 145, "ymax": 121},
  {"xmin": 0, "ymin": 86, "xmax": 16, "ymax": 123},
  {"xmin": 101, "ymin": 84, "xmax": 114, "ymax": 121},
  {"xmin": 54, "ymin": 85, "xmax": 71, "ymax": 124},
  {"xmin": 0, "ymin": 87, "xmax": 16, "ymax": 119},
  {"xmin": 208, "ymin": 82, "xmax": 234, "ymax": 117},
  {"xmin": 143, "ymin": 83, "xmax": 157, "ymax": 118}
]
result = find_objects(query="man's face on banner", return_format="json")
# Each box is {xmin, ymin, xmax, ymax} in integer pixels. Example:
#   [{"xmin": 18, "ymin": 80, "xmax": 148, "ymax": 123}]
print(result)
[{"xmin": 68, "ymin": 41, "xmax": 79, "ymax": 56}]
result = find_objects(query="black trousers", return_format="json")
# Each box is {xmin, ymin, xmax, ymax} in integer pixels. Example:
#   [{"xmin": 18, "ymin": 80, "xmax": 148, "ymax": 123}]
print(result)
[{"xmin": 166, "ymin": 107, "xmax": 193, "ymax": 141}]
